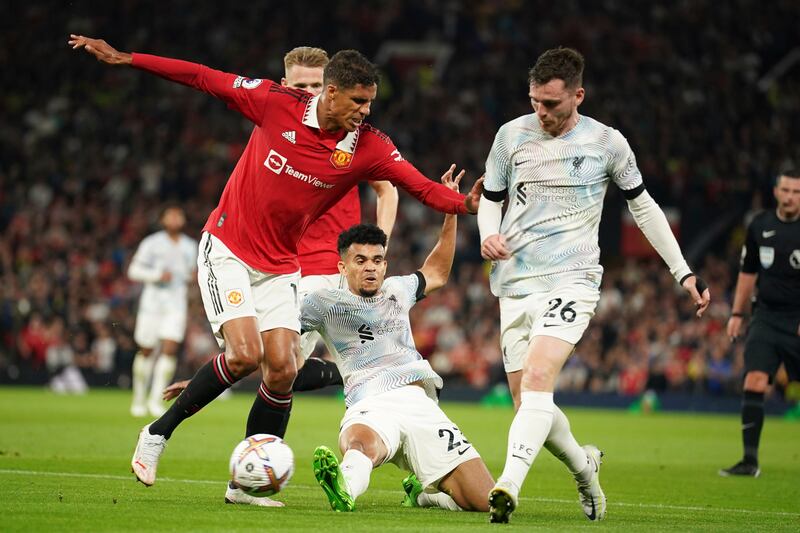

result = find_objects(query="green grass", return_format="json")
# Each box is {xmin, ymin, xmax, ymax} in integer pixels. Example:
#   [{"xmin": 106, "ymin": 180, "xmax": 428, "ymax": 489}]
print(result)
[{"xmin": 1, "ymin": 387, "xmax": 799, "ymax": 531}]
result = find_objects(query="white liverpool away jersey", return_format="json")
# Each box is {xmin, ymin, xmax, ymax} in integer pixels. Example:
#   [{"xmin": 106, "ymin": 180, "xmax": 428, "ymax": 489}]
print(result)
[
  {"xmin": 484, "ymin": 113, "xmax": 643, "ymax": 296},
  {"xmin": 128, "ymin": 231, "xmax": 197, "ymax": 312},
  {"xmin": 301, "ymin": 274, "xmax": 442, "ymax": 407}
]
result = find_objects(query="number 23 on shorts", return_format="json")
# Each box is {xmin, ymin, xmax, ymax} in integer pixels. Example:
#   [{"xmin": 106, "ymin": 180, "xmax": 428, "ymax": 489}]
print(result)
[{"xmin": 438, "ymin": 426, "xmax": 471, "ymax": 454}]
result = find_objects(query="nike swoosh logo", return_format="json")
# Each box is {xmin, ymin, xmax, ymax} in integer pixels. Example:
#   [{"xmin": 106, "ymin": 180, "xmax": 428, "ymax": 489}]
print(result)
[
  {"xmin": 741, "ymin": 422, "xmax": 756, "ymax": 430},
  {"xmin": 587, "ymin": 496, "xmax": 596, "ymax": 520},
  {"xmin": 511, "ymin": 453, "xmax": 532, "ymax": 465},
  {"xmin": 762, "ymin": 230, "xmax": 776, "ymax": 238},
  {"xmin": 543, "ymin": 323, "xmax": 560, "ymax": 328},
  {"xmin": 514, "ymin": 160, "xmax": 529, "ymax": 167},
  {"xmin": 457, "ymin": 447, "xmax": 472, "ymax": 456}
]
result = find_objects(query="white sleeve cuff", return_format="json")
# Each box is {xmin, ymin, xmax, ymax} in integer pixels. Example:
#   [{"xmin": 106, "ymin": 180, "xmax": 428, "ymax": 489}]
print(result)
[
  {"xmin": 626, "ymin": 190, "xmax": 692, "ymax": 283},
  {"xmin": 478, "ymin": 196, "xmax": 503, "ymax": 243}
]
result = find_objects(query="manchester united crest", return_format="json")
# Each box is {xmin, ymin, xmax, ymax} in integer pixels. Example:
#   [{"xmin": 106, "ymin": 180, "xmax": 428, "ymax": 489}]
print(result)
[
  {"xmin": 330, "ymin": 149, "xmax": 353, "ymax": 169},
  {"xmin": 226, "ymin": 289, "xmax": 244, "ymax": 307}
]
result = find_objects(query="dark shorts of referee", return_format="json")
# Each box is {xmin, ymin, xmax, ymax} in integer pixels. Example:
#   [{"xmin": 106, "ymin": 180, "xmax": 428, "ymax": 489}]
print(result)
[{"xmin": 744, "ymin": 308, "xmax": 800, "ymax": 381}]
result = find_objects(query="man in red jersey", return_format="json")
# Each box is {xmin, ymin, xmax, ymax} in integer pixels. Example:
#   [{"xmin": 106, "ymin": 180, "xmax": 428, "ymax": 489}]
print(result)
[
  {"xmin": 162, "ymin": 47, "xmax": 400, "ymax": 401},
  {"xmin": 69, "ymin": 35, "xmax": 481, "ymax": 498}
]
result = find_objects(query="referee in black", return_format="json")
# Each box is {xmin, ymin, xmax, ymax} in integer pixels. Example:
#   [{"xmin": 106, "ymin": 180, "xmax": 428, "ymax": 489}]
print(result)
[{"xmin": 720, "ymin": 169, "xmax": 800, "ymax": 477}]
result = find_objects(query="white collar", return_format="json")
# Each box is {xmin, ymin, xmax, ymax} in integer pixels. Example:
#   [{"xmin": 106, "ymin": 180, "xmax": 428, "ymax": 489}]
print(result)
[
  {"xmin": 303, "ymin": 94, "xmax": 361, "ymax": 154},
  {"xmin": 302, "ymin": 94, "xmax": 322, "ymax": 129}
]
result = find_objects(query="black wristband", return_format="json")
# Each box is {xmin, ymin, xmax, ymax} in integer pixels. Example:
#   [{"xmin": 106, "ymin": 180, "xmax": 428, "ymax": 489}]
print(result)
[
  {"xmin": 694, "ymin": 275, "xmax": 708, "ymax": 294},
  {"xmin": 680, "ymin": 273, "xmax": 708, "ymax": 294},
  {"xmin": 731, "ymin": 312, "xmax": 745, "ymax": 318}
]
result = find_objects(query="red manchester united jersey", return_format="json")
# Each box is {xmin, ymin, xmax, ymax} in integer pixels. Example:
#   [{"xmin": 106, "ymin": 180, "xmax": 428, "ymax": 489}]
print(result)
[
  {"xmin": 131, "ymin": 53, "xmax": 467, "ymax": 274},
  {"xmin": 297, "ymin": 188, "xmax": 359, "ymax": 276}
]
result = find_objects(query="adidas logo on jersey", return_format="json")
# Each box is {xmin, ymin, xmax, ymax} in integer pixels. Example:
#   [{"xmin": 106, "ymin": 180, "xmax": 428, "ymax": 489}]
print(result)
[
  {"xmin": 358, "ymin": 324, "xmax": 374, "ymax": 344},
  {"xmin": 282, "ymin": 130, "xmax": 296, "ymax": 144}
]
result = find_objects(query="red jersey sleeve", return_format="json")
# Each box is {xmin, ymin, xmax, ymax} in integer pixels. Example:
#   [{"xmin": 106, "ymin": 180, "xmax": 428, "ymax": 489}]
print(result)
[
  {"xmin": 131, "ymin": 53, "xmax": 271, "ymax": 126},
  {"xmin": 367, "ymin": 136, "xmax": 468, "ymax": 215}
]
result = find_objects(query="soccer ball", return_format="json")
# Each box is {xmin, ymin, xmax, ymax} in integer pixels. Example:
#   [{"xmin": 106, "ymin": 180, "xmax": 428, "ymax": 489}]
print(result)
[{"xmin": 229, "ymin": 434, "xmax": 294, "ymax": 496}]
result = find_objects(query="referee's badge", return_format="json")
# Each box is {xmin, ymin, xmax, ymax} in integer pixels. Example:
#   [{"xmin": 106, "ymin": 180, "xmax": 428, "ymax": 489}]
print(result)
[
  {"xmin": 759, "ymin": 246, "xmax": 774, "ymax": 269},
  {"xmin": 790, "ymin": 250, "xmax": 800, "ymax": 270}
]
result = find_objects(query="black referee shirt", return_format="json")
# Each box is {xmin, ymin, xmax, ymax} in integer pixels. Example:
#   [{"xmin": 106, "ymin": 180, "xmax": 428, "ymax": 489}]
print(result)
[{"xmin": 741, "ymin": 210, "xmax": 800, "ymax": 313}]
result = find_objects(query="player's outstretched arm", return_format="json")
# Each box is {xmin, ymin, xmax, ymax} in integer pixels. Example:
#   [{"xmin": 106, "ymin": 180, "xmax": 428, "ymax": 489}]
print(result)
[
  {"xmin": 69, "ymin": 34, "xmax": 268, "ymax": 125},
  {"xmin": 418, "ymin": 215, "xmax": 457, "ymax": 295},
  {"xmin": 371, "ymin": 146, "xmax": 475, "ymax": 215},
  {"xmin": 369, "ymin": 181, "xmax": 398, "ymax": 246},
  {"xmin": 68, "ymin": 35, "xmax": 132, "ymax": 65},
  {"xmin": 417, "ymin": 166, "xmax": 465, "ymax": 295}
]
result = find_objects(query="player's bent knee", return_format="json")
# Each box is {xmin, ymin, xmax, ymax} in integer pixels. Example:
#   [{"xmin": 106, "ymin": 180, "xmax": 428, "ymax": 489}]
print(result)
[
  {"xmin": 340, "ymin": 425, "xmax": 387, "ymax": 465},
  {"xmin": 265, "ymin": 364, "xmax": 297, "ymax": 390},
  {"xmin": 344, "ymin": 439, "xmax": 385, "ymax": 465},
  {"xmin": 521, "ymin": 363, "xmax": 555, "ymax": 390},
  {"xmin": 743, "ymin": 371, "xmax": 769, "ymax": 392},
  {"xmin": 226, "ymin": 356, "xmax": 260, "ymax": 378},
  {"xmin": 440, "ymin": 458, "xmax": 493, "ymax": 511},
  {"xmin": 226, "ymin": 342, "xmax": 264, "ymax": 377}
]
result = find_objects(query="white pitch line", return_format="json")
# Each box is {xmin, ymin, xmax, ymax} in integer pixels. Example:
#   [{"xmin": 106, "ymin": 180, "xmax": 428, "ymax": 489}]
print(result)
[{"xmin": 1, "ymin": 468, "xmax": 797, "ymax": 518}]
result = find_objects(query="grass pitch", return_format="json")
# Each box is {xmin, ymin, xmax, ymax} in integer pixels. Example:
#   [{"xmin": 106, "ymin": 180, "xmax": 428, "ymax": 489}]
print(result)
[{"xmin": 1, "ymin": 387, "xmax": 799, "ymax": 531}]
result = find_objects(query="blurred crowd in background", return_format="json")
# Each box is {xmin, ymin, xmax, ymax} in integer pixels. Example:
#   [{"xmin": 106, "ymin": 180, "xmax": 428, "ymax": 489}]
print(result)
[{"xmin": 2, "ymin": 1, "xmax": 799, "ymax": 399}]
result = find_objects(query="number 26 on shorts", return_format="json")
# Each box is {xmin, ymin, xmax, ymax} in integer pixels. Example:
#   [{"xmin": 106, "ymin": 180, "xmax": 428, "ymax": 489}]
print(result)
[{"xmin": 544, "ymin": 298, "xmax": 577, "ymax": 324}]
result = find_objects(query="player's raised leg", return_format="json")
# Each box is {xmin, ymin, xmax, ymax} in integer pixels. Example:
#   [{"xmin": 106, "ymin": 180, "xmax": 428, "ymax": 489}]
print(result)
[
  {"xmin": 132, "ymin": 316, "xmax": 263, "ymax": 485},
  {"xmin": 544, "ymin": 406, "xmax": 605, "ymax": 519},
  {"xmin": 313, "ymin": 423, "xmax": 388, "ymax": 512}
]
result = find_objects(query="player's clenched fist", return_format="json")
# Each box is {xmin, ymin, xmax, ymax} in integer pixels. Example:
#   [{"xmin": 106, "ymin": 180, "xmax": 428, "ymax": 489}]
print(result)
[
  {"xmin": 68, "ymin": 34, "xmax": 132, "ymax": 65},
  {"xmin": 481, "ymin": 234, "xmax": 510, "ymax": 261}
]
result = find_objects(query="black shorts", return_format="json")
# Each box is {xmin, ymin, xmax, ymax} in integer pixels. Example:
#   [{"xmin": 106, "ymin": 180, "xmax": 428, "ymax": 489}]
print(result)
[{"xmin": 744, "ymin": 310, "xmax": 800, "ymax": 380}]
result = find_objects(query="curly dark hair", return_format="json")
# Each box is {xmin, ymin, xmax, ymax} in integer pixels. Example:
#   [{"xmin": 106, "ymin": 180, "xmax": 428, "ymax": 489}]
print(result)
[
  {"xmin": 337, "ymin": 224, "xmax": 387, "ymax": 256},
  {"xmin": 528, "ymin": 47, "xmax": 585, "ymax": 89},
  {"xmin": 323, "ymin": 50, "xmax": 380, "ymax": 90}
]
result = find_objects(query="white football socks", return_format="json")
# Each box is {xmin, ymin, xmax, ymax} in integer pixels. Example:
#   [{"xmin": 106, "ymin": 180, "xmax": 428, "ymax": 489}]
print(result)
[
  {"xmin": 149, "ymin": 354, "xmax": 178, "ymax": 408},
  {"xmin": 497, "ymin": 391, "xmax": 555, "ymax": 494},
  {"xmin": 340, "ymin": 449, "xmax": 373, "ymax": 500},
  {"xmin": 417, "ymin": 491, "xmax": 463, "ymax": 511},
  {"xmin": 131, "ymin": 351, "xmax": 155, "ymax": 408},
  {"xmin": 417, "ymin": 492, "xmax": 464, "ymax": 511},
  {"xmin": 545, "ymin": 404, "xmax": 592, "ymax": 484}
]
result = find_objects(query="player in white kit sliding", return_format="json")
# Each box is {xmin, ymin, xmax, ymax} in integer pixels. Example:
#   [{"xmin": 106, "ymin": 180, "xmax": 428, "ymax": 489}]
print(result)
[
  {"xmin": 478, "ymin": 48, "xmax": 711, "ymax": 523},
  {"xmin": 128, "ymin": 205, "xmax": 197, "ymax": 417},
  {"xmin": 305, "ymin": 173, "xmax": 494, "ymax": 513}
]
